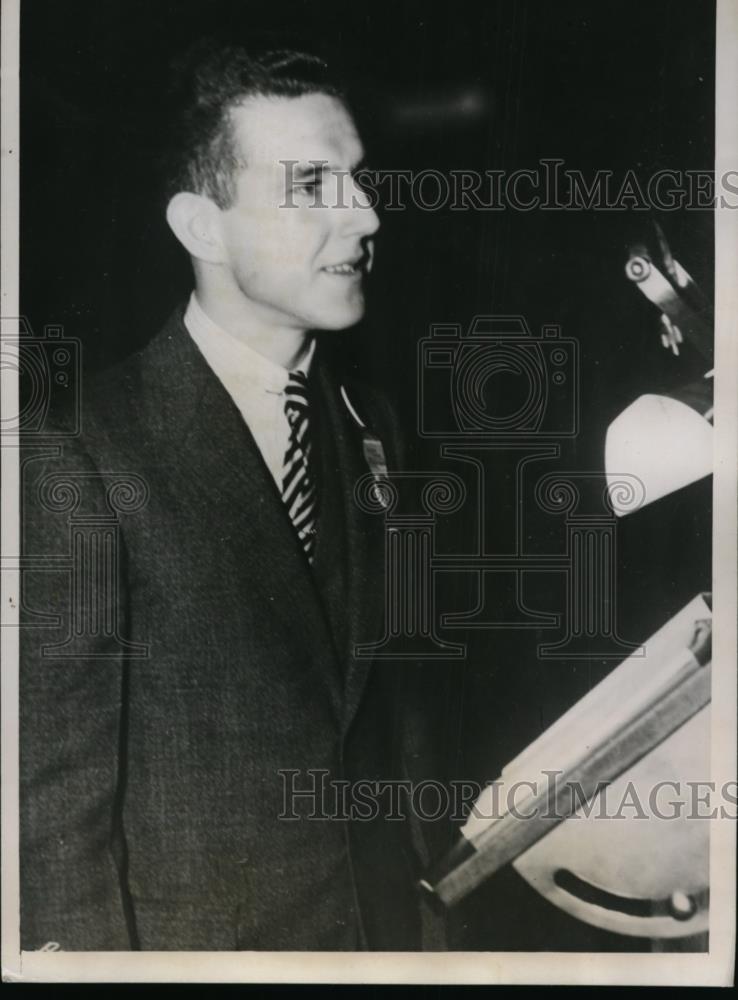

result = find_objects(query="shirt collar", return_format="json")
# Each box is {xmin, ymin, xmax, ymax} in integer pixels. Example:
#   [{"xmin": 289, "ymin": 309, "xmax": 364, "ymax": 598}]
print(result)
[{"xmin": 184, "ymin": 292, "xmax": 316, "ymax": 393}]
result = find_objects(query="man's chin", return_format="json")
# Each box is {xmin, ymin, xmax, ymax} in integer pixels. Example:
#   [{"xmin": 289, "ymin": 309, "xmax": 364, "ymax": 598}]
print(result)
[{"xmin": 311, "ymin": 303, "xmax": 366, "ymax": 332}]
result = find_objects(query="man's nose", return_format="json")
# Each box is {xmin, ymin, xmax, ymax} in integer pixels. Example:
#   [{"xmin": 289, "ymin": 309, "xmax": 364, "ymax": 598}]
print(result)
[{"xmin": 341, "ymin": 174, "xmax": 380, "ymax": 237}]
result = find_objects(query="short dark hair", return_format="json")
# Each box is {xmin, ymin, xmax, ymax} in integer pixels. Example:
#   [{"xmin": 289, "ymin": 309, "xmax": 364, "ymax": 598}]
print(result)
[{"xmin": 162, "ymin": 39, "xmax": 346, "ymax": 209}]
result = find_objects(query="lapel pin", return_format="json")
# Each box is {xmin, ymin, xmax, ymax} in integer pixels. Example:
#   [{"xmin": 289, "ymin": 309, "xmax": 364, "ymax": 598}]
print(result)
[{"xmin": 340, "ymin": 384, "xmax": 390, "ymax": 507}]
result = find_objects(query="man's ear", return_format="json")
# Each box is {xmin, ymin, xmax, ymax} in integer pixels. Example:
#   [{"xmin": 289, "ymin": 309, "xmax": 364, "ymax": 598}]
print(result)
[{"xmin": 166, "ymin": 192, "xmax": 226, "ymax": 264}]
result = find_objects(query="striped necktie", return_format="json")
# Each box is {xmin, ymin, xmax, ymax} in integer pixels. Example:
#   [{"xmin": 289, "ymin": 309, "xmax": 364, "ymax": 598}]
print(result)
[{"xmin": 282, "ymin": 370, "xmax": 318, "ymax": 560}]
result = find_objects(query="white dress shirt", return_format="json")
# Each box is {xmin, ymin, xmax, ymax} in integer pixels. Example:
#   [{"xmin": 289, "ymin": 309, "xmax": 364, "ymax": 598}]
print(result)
[{"xmin": 183, "ymin": 292, "xmax": 316, "ymax": 488}]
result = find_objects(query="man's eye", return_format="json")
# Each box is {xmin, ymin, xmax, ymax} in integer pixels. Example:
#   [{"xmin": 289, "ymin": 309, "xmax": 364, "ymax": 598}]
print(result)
[{"xmin": 293, "ymin": 181, "xmax": 320, "ymax": 195}]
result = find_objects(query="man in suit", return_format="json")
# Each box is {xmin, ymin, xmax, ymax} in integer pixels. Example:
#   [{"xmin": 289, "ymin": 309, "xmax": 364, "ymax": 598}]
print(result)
[{"xmin": 20, "ymin": 42, "xmax": 430, "ymax": 951}]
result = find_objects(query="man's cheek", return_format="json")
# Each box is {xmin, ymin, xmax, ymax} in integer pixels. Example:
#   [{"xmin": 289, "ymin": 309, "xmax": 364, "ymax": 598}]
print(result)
[{"xmin": 259, "ymin": 216, "xmax": 316, "ymax": 267}]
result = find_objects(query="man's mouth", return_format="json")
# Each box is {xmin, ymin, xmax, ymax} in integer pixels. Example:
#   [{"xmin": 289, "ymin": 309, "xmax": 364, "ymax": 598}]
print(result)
[
  {"xmin": 321, "ymin": 248, "xmax": 372, "ymax": 277},
  {"xmin": 322, "ymin": 262, "xmax": 361, "ymax": 276}
]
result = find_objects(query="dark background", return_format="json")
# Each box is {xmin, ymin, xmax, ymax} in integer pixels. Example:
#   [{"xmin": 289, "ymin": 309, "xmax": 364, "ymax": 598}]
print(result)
[
  {"xmin": 21, "ymin": 0, "xmax": 714, "ymax": 406},
  {"xmin": 21, "ymin": 0, "xmax": 715, "ymax": 951}
]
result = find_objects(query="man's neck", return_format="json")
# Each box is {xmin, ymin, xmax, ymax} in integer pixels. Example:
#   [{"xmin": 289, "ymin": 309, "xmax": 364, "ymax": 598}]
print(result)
[{"xmin": 195, "ymin": 287, "xmax": 311, "ymax": 371}]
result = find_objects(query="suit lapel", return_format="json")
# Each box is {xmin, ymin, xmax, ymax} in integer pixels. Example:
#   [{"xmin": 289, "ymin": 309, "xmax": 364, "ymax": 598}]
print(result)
[
  {"xmin": 316, "ymin": 367, "xmax": 387, "ymax": 734},
  {"xmin": 142, "ymin": 313, "xmax": 345, "ymax": 721},
  {"xmin": 139, "ymin": 312, "xmax": 392, "ymax": 732}
]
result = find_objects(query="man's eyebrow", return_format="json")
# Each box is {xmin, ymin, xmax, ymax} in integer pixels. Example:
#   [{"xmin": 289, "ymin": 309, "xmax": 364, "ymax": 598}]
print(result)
[
  {"xmin": 288, "ymin": 156, "xmax": 370, "ymax": 180},
  {"xmin": 290, "ymin": 162, "xmax": 330, "ymax": 181}
]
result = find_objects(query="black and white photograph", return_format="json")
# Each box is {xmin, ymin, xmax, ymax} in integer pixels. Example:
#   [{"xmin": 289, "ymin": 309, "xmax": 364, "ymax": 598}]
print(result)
[{"xmin": 1, "ymin": 0, "xmax": 736, "ymax": 985}]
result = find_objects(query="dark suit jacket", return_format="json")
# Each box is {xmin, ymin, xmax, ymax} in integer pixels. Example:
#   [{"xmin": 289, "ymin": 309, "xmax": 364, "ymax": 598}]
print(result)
[{"xmin": 20, "ymin": 306, "xmax": 428, "ymax": 951}]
